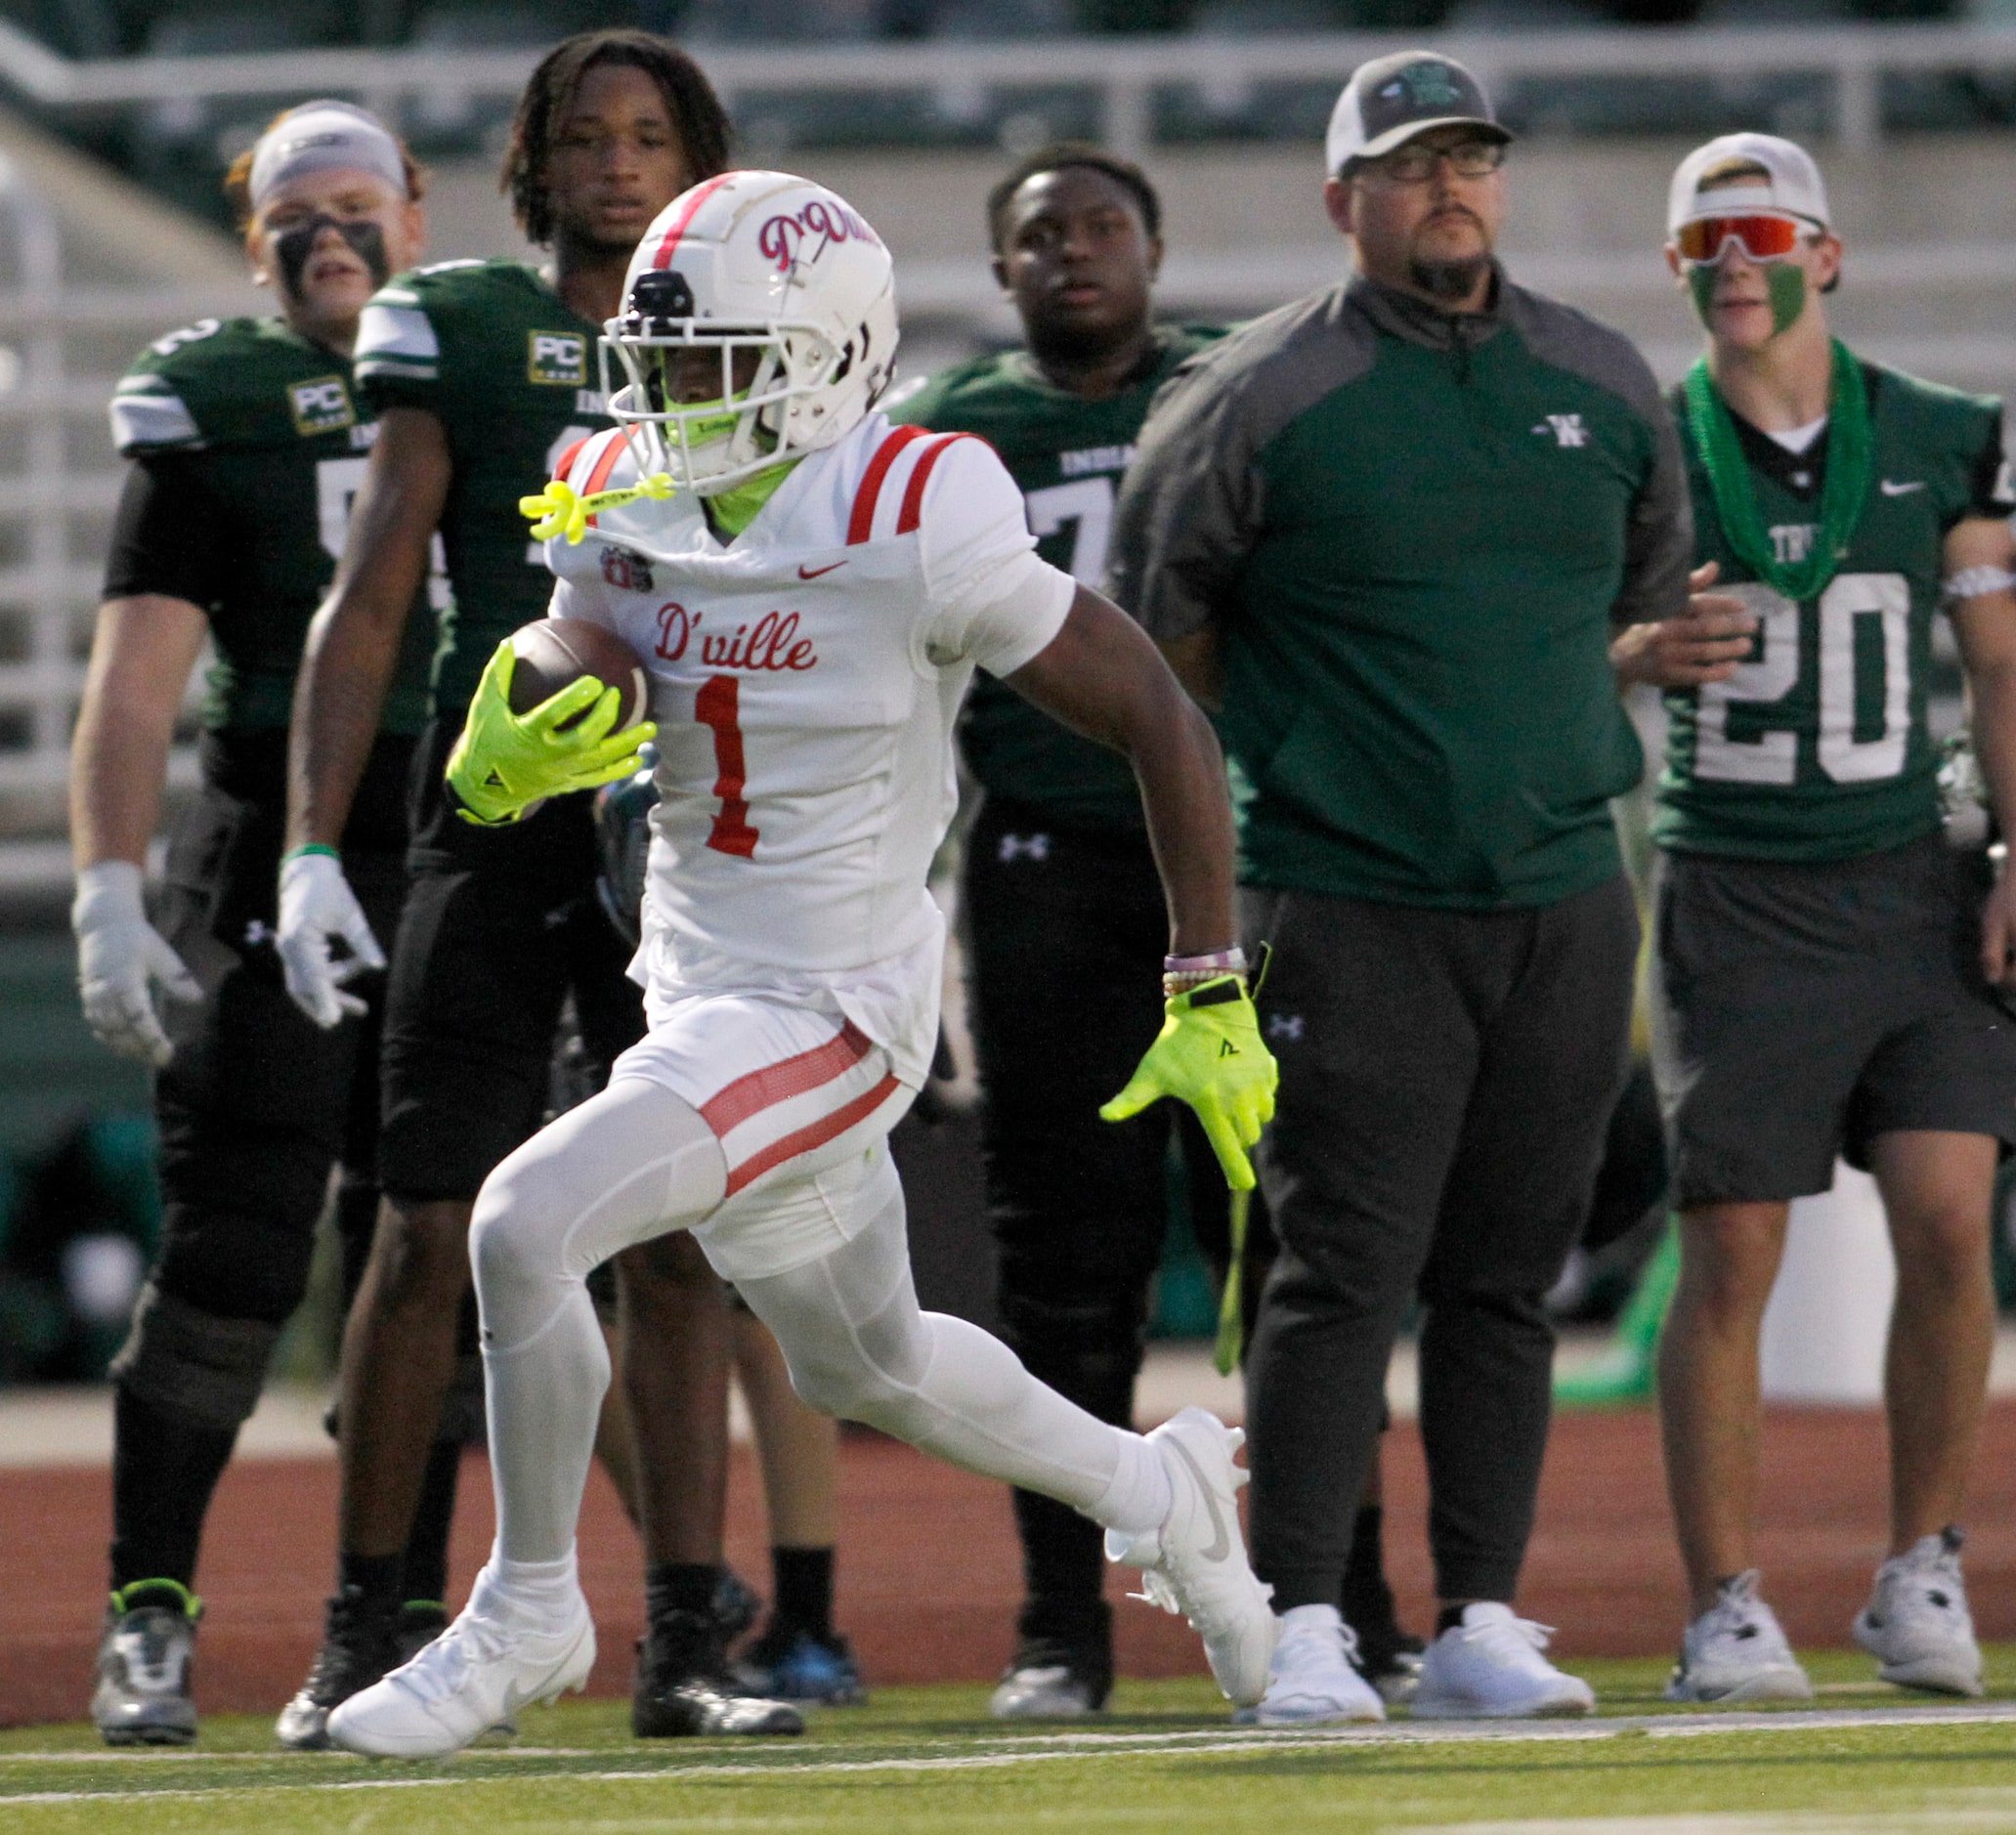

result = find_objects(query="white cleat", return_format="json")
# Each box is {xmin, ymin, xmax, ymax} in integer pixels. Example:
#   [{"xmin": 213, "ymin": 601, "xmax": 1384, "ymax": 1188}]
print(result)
[
  {"xmin": 1233, "ymin": 1604, "xmax": 1386, "ymax": 1728},
  {"xmin": 326, "ymin": 1589, "xmax": 595, "ymax": 1758},
  {"xmin": 1104, "ymin": 1406, "xmax": 1278, "ymax": 1709},
  {"xmin": 1665, "ymin": 1571, "xmax": 1812, "ymax": 1704},
  {"xmin": 1411, "ymin": 1602, "xmax": 1596, "ymax": 1720},
  {"xmin": 1854, "ymin": 1528, "xmax": 1983, "ymax": 1697}
]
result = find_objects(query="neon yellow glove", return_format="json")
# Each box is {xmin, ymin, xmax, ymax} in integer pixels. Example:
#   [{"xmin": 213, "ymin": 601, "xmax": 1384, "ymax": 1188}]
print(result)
[
  {"xmin": 1099, "ymin": 975, "xmax": 1277, "ymax": 1191},
  {"xmin": 445, "ymin": 639, "xmax": 658, "ymax": 827}
]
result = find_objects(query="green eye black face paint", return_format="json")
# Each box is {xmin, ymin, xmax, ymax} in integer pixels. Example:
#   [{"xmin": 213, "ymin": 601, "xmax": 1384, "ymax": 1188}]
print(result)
[
  {"xmin": 1686, "ymin": 258, "xmax": 1809, "ymax": 337},
  {"xmin": 1765, "ymin": 262, "xmax": 1807, "ymax": 334},
  {"xmin": 1687, "ymin": 262, "xmax": 1717, "ymax": 326}
]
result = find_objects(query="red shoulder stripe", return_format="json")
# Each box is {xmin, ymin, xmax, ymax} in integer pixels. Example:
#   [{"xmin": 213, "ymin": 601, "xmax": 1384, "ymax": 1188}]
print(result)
[
  {"xmin": 648, "ymin": 173, "xmax": 736, "ymax": 272},
  {"xmin": 896, "ymin": 433, "xmax": 978, "ymax": 535},
  {"xmin": 580, "ymin": 433, "xmax": 628, "ymax": 529},
  {"xmin": 552, "ymin": 435, "xmax": 591, "ymax": 486},
  {"xmin": 846, "ymin": 424, "xmax": 932, "ymax": 545}
]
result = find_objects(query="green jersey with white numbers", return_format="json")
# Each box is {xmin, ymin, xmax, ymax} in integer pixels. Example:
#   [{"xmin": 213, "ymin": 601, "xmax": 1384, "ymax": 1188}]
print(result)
[
  {"xmin": 1657, "ymin": 360, "xmax": 2013, "ymax": 862},
  {"xmin": 107, "ymin": 315, "xmax": 437, "ymax": 735},
  {"xmin": 889, "ymin": 326, "xmax": 1223, "ymax": 832},
  {"xmin": 354, "ymin": 258, "xmax": 615, "ymax": 712}
]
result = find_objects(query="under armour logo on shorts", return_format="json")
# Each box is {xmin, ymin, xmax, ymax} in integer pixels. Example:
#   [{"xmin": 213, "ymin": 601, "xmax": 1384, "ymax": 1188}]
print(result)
[
  {"xmin": 1267, "ymin": 1013, "xmax": 1305, "ymax": 1043},
  {"xmin": 997, "ymin": 832, "xmax": 1051, "ymax": 863}
]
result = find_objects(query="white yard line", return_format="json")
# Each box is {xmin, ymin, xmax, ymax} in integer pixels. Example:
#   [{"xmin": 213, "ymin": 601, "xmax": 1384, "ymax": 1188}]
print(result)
[{"xmin": 8, "ymin": 1701, "xmax": 2016, "ymax": 1805}]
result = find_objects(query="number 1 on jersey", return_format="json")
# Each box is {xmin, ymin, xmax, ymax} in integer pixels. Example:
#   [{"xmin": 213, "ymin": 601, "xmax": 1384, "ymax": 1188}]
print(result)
[{"xmin": 696, "ymin": 674, "xmax": 758, "ymax": 858}]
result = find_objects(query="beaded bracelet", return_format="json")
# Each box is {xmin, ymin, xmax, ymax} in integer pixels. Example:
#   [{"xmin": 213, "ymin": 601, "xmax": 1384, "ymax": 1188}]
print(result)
[{"xmin": 1163, "ymin": 944, "xmax": 1248, "ymax": 1000}]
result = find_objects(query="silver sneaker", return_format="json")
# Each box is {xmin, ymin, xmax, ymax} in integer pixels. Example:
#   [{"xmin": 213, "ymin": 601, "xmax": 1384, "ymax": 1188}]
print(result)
[
  {"xmin": 1665, "ymin": 1571, "xmax": 1812, "ymax": 1704},
  {"xmin": 93, "ymin": 1582, "xmax": 200, "ymax": 1747},
  {"xmin": 1855, "ymin": 1527, "xmax": 1983, "ymax": 1696}
]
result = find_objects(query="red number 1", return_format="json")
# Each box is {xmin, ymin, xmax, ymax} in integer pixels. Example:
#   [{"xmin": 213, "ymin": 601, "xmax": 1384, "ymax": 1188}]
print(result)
[{"xmin": 695, "ymin": 673, "xmax": 758, "ymax": 858}]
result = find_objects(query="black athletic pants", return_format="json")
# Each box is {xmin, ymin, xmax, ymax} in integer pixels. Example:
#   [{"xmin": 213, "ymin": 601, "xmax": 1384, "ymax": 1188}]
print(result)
[
  {"xmin": 1243, "ymin": 875, "xmax": 1638, "ymax": 1611},
  {"xmin": 108, "ymin": 730, "xmax": 408, "ymax": 1592},
  {"xmin": 150, "ymin": 731, "xmax": 409, "ymax": 1328},
  {"xmin": 964, "ymin": 797, "xmax": 1244, "ymax": 1658}
]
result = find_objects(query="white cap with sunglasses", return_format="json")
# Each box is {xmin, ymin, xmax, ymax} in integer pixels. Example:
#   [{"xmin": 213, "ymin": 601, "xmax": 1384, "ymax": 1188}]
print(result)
[{"xmin": 1667, "ymin": 132, "xmax": 1830, "ymax": 259}]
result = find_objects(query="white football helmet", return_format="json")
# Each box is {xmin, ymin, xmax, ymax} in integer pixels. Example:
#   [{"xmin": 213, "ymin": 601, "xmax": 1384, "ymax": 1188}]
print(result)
[{"xmin": 604, "ymin": 170, "xmax": 900, "ymax": 496}]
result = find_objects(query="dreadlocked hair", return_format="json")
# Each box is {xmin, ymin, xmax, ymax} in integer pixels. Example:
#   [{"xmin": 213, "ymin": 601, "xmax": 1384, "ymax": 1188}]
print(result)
[{"xmin": 502, "ymin": 29, "xmax": 733, "ymax": 246}]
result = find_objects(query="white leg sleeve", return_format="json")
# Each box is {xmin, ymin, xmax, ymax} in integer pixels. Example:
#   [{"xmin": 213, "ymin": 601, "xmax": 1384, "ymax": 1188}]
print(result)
[
  {"xmin": 470, "ymin": 1078, "xmax": 727, "ymax": 1565},
  {"xmin": 734, "ymin": 1147, "xmax": 1168, "ymax": 1528}
]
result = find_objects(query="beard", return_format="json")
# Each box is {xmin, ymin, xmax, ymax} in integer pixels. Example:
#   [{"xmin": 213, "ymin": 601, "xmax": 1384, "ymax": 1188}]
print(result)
[{"xmin": 1408, "ymin": 253, "xmax": 1491, "ymax": 304}]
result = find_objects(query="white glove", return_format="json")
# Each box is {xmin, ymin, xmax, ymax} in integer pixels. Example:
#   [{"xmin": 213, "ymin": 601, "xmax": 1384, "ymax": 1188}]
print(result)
[
  {"xmin": 277, "ymin": 847, "xmax": 385, "ymax": 1030},
  {"xmin": 71, "ymin": 859, "xmax": 200, "ymax": 1068}
]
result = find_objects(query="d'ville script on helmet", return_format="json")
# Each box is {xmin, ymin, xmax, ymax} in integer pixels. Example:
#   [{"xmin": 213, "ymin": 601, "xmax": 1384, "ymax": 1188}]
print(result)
[{"xmin": 757, "ymin": 200, "xmax": 883, "ymax": 277}]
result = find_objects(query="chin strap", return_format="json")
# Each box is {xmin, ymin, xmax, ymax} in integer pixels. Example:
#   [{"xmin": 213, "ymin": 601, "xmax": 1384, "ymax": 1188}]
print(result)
[{"xmin": 519, "ymin": 472, "xmax": 676, "ymax": 546}]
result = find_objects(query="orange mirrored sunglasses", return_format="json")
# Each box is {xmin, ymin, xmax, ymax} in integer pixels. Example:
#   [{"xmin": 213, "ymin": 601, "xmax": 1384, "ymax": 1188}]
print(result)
[{"xmin": 1674, "ymin": 214, "xmax": 1807, "ymax": 264}]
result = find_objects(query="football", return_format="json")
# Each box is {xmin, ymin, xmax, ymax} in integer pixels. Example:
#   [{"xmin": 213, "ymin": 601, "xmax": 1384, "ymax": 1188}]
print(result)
[{"xmin": 506, "ymin": 618, "xmax": 649, "ymax": 732}]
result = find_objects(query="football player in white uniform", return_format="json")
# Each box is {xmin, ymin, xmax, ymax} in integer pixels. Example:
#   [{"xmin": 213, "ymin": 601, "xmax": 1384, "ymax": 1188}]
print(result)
[{"xmin": 328, "ymin": 172, "xmax": 1278, "ymax": 1757}]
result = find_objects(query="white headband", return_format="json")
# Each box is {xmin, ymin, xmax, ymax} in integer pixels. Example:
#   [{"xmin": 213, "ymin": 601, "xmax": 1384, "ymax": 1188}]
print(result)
[{"xmin": 248, "ymin": 102, "xmax": 406, "ymax": 210}]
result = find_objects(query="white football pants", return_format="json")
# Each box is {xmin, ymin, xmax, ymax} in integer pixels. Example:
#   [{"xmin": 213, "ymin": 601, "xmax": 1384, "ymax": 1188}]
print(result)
[{"xmin": 469, "ymin": 1075, "xmax": 1170, "ymax": 1568}]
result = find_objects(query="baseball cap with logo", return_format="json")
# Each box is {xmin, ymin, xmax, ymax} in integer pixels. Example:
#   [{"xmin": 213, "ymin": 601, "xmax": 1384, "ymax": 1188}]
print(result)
[
  {"xmin": 1325, "ymin": 51, "xmax": 1511, "ymax": 176},
  {"xmin": 1667, "ymin": 132, "xmax": 1830, "ymax": 239}
]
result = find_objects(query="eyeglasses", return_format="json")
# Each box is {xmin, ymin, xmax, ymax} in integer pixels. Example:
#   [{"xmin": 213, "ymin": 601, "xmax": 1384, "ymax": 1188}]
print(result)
[
  {"xmin": 1674, "ymin": 214, "xmax": 1809, "ymax": 265},
  {"xmin": 1362, "ymin": 141, "xmax": 1506, "ymax": 186}
]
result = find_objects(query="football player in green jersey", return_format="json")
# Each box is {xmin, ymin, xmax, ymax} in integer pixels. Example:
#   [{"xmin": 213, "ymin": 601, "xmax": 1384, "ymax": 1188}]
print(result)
[
  {"xmin": 279, "ymin": 33, "xmax": 798, "ymax": 1738},
  {"xmin": 69, "ymin": 102, "xmax": 431, "ymax": 1746},
  {"xmin": 891, "ymin": 146, "xmax": 1419, "ymax": 1717},
  {"xmin": 1648, "ymin": 134, "xmax": 2016, "ymax": 1705}
]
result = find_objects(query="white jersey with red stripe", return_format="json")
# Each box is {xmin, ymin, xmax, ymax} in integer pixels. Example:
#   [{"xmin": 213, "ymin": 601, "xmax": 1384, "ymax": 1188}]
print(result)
[{"xmin": 543, "ymin": 409, "xmax": 1074, "ymax": 1093}]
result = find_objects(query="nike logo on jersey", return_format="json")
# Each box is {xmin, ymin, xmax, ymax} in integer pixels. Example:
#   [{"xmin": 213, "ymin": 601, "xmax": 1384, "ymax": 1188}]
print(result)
[
  {"xmin": 797, "ymin": 561, "xmax": 846, "ymax": 579},
  {"xmin": 1880, "ymin": 479, "xmax": 1928, "ymax": 496}
]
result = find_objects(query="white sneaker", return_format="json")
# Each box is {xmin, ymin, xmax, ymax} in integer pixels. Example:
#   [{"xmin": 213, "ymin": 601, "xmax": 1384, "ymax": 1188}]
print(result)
[
  {"xmin": 1411, "ymin": 1603, "xmax": 1596, "ymax": 1720},
  {"xmin": 1665, "ymin": 1571, "xmax": 1813, "ymax": 1703},
  {"xmin": 1855, "ymin": 1528, "xmax": 1983, "ymax": 1697},
  {"xmin": 1232, "ymin": 1604, "xmax": 1386, "ymax": 1727},
  {"xmin": 1104, "ymin": 1407, "xmax": 1278, "ymax": 1708},
  {"xmin": 326, "ymin": 1586, "xmax": 595, "ymax": 1758}
]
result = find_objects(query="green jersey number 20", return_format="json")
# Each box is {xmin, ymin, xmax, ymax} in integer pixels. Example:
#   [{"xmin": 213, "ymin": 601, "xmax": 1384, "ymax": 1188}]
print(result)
[{"xmin": 1694, "ymin": 572, "xmax": 1910, "ymax": 787}]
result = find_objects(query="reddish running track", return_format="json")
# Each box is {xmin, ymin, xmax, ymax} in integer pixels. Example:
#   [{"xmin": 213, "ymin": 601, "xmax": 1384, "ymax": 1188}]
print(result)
[{"xmin": 10, "ymin": 1400, "xmax": 2016, "ymax": 1728}]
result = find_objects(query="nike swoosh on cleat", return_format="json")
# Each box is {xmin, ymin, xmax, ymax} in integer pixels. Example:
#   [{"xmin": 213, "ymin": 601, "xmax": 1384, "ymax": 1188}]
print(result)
[
  {"xmin": 797, "ymin": 561, "xmax": 846, "ymax": 579},
  {"xmin": 1168, "ymin": 1436, "xmax": 1231, "ymax": 1562},
  {"xmin": 1879, "ymin": 480, "xmax": 1927, "ymax": 495}
]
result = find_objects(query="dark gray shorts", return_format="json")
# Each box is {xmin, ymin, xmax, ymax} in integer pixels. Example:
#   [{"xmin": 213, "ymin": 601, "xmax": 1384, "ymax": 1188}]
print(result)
[{"xmin": 1650, "ymin": 835, "xmax": 2016, "ymax": 1208}]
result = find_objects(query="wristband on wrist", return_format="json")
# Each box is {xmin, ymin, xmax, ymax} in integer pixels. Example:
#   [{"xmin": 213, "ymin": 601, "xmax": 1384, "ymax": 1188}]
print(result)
[
  {"xmin": 1946, "ymin": 566, "xmax": 2016, "ymax": 602},
  {"xmin": 281, "ymin": 843, "xmax": 341, "ymax": 866},
  {"xmin": 1163, "ymin": 946, "xmax": 1249, "ymax": 1000}
]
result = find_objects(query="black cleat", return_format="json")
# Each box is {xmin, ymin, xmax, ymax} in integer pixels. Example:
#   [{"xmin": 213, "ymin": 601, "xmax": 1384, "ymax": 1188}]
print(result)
[
  {"xmin": 93, "ymin": 1581, "xmax": 200, "ymax": 1747},
  {"xmin": 990, "ymin": 1635, "xmax": 1112, "ymax": 1720},
  {"xmin": 275, "ymin": 1584, "xmax": 405, "ymax": 1750},
  {"xmin": 1351, "ymin": 1616, "xmax": 1426, "ymax": 1706},
  {"xmin": 712, "ymin": 1565, "xmax": 761, "ymax": 1646},
  {"xmin": 632, "ymin": 1606, "xmax": 804, "ymax": 1738}
]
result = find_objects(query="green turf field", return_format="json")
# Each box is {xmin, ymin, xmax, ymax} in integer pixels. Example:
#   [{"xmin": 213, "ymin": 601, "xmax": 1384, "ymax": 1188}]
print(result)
[{"xmin": 12, "ymin": 1651, "xmax": 2016, "ymax": 1832}]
